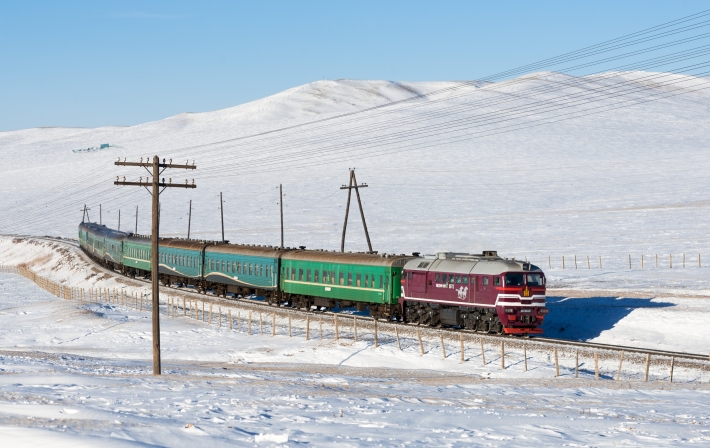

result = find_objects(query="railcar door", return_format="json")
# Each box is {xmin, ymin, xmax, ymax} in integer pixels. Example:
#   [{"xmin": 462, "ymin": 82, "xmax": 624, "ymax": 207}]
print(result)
[{"xmin": 409, "ymin": 271, "xmax": 427, "ymax": 295}]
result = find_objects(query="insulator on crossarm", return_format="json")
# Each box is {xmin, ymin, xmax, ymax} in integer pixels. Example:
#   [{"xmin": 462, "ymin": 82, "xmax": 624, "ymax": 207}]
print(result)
[
  {"xmin": 116, "ymin": 176, "xmax": 119, "ymax": 181},
  {"xmin": 169, "ymin": 159, "xmax": 172, "ymax": 164},
  {"xmin": 184, "ymin": 179, "xmax": 188, "ymax": 185},
  {"xmin": 123, "ymin": 176, "xmax": 126, "ymax": 182},
  {"xmin": 169, "ymin": 178, "xmax": 172, "ymax": 183},
  {"xmin": 140, "ymin": 157, "xmax": 143, "ymax": 163},
  {"xmin": 192, "ymin": 179, "xmax": 195, "ymax": 185},
  {"xmin": 139, "ymin": 176, "xmax": 142, "ymax": 182}
]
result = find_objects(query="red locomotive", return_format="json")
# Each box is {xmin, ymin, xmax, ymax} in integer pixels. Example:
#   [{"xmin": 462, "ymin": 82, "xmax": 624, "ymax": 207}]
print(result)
[{"xmin": 400, "ymin": 251, "xmax": 547, "ymax": 334}]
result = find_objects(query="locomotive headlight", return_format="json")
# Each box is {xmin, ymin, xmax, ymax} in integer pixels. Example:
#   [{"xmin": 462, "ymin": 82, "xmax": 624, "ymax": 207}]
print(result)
[
  {"xmin": 539, "ymin": 308, "xmax": 549, "ymax": 314},
  {"xmin": 503, "ymin": 308, "xmax": 515, "ymax": 314}
]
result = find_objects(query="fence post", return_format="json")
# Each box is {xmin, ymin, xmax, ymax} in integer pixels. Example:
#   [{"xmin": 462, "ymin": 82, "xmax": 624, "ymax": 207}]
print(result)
[
  {"xmin": 628, "ymin": 254, "xmax": 631, "ymax": 269},
  {"xmin": 417, "ymin": 331, "xmax": 424, "ymax": 356},
  {"xmin": 644, "ymin": 354, "xmax": 651, "ymax": 381},
  {"xmin": 396, "ymin": 326, "xmax": 401, "ymax": 350},
  {"xmin": 670, "ymin": 254, "xmax": 672, "ymax": 269},
  {"xmin": 480, "ymin": 338, "xmax": 486, "ymax": 365},
  {"xmin": 669, "ymin": 356, "xmax": 674, "ymax": 383},
  {"xmin": 288, "ymin": 316, "xmax": 292, "ymax": 337},
  {"xmin": 259, "ymin": 313, "xmax": 263, "ymax": 335},
  {"xmin": 374, "ymin": 320, "xmax": 378, "ymax": 348},
  {"xmin": 440, "ymin": 334, "xmax": 446, "ymax": 359},
  {"xmin": 699, "ymin": 253, "xmax": 702, "ymax": 268},
  {"xmin": 353, "ymin": 317, "xmax": 358, "ymax": 342},
  {"xmin": 306, "ymin": 315, "xmax": 310, "ymax": 340},
  {"xmin": 656, "ymin": 254, "xmax": 658, "ymax": 268},
  {"xmin": 248, "ymin": 312, "xmax": 252, "ymax": 335},
  {"xmin": 500, "ymin": 341, "xmax": 505, "ymax": 370},
  {"xmin": 574, "ymin": 255, "xmax": 577, "ymax": 269},
  {"xmin": 575, "ymin": 350, "xmax": 579, "ymax": 378},
  {"xmin": 548, "ymin": 255, "xmax": 551, "ymax": 268},
  {"xmin": 229, "ymin": 310, "xmax": 233, "ymax": 330},
  {"xmin": 599, "ymin": 256, "xmax": 602, "ymax": 269},
  {"xmin": 334, "ymin": 315, "xmax": 339, "ymax": 340},
  {"xmin": 683, "ymin": 253, "xmax": 686, "ymax": 268},
  {"xmin": 641, "ymin": 254, "xmax": 644, "ymax": 269},
  {"xmin": 272, "ymin": 314, "xmax": 276, "ymax": 336},
  {"xmin": 237, "ymin": 312, "xmax": 240, "ymax": 332},
  {"xmin": 523, "ymin": 343, "xmax": 527, "ymax": 372},
  {"xmin": 587, "ymin": 256, "xmax": 590, "ymax": 269},
  {"xmin": 616, "ymin": 351, "xmax": 624, "ymax": 381},
  {"xmin": 554, "ymin": 347, "xmax": 559, "ymax": 377},
  {"xmin": 459, "ymin": 333, "xmax": 464, "ymax": 363},
  {"xmin": 562, "ymin": 256, "xmax": 565, "ymax": 269},
  {"xmin": 594, "ymin": 352, "xmax": 599, "ymax": 380},
  {"xmin": 319, "ymin": 317, "xmax": 323, "ymax": 340},
  {"xmin": 209, "ymin": 303, "xmax": 213, "ymax": 325}
]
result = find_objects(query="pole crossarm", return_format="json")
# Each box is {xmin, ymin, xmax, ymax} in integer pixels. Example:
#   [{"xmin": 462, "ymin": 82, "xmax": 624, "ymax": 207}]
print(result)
[
  {"xmin": 115, "ymin": 161, "xmax": 196, "ymax": 169},
  {"xmin": 340, "ymin": 184, "xmax": 368, "ymax": 190},
  {"xmin": 114, "ymin": 181, "xmax": 196, "ymax": 188}
]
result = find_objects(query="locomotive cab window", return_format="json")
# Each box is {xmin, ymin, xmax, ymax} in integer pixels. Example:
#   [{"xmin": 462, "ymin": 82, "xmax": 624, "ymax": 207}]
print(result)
[
  {"xmin": 526, "ymin": 274, "xmax": 544, "ymax": 286},
  {"xmin": 462, "ymin": 276, "xmax": 468, "ymax": 284},
  {"xmin": 505, "ymin": 273, "xmax": 524, "ymax": 286},
  {"xmin": 495, "ymin": 277, "xmax": 502, "ymax": 286},
  {"xmin": 483, "ymin": 277, "xmax": 489, "ymax": 286}
]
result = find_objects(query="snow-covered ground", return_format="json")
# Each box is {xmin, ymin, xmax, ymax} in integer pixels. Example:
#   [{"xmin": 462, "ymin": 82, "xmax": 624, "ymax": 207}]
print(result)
[{"xmin": 1, "ymin": 271, "xmax": 710, "ymax": 446}]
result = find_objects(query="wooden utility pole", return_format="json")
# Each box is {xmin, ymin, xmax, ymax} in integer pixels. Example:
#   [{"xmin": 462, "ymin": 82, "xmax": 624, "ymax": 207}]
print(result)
[
  {"xmin": 118, "ymin": 209, "xmax": 121, "ymax": 231},
  {"xmin": 220, "ymin": 192, "xmax": 225, "ymax": 242},
  {"xmin": 99, "ymin": 204, "xmax": 102, "ymax": 225},
  {"xmin": 135, "ymin": 205, "xmax": 138, "ymax": 234},
  {"xmin": 187, "ymin": 199, "xmax": 192, "ymax": 239},
  {"xmin": 81, "ymin": 205, "xmax": 91, "ymax": 223},
  {"xmin": 340, "ymin": 168, "xmax": 373, "ymax": 253},
  {"xmin": 279, "ymin": 184, "xmax": 284, "ymax": 248},
  {"xmin": 114, "ymin": 156, "xmax": 196, "ymax": 375}
]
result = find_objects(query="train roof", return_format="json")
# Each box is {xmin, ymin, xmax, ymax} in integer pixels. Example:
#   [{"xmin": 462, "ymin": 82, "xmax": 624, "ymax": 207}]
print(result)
[
  {"xmin": 282, "ymin": 250, "xmax": 415, "ymax": 267},
  {"xmin": 403, "ymin": 252, "xmax": 542, "ymax": 275},
  {"xmin": 79, "ymin": 222, "xmax": 130, "ymax": 240},
  {"xmin": 206, "ymin": 243, "xmax": 285, "ymax": 258}
]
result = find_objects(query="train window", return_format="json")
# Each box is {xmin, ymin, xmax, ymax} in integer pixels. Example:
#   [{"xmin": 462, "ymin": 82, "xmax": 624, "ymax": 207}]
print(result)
[
  {"xmin": 462, "ymin": 276, "xmax": 468, "ymax": 285},
  {"xmin": 526, "ymin": 274, "xmax": 543, "ymax": 286},
  {"xmin": 347, "ymin": 273, "xmax": 353, "ymax": 286},
  {"xmin": 483, "ymin": 277, "xmax": 489, "ymax": 286},
  {"xmin": 364, "ymin": 274, "xmax": 369, "ymax": 287},
  {"xmin": 448, "ymin": 274, "xmax": 454, "ymax": 283},
  {"xmin": 331, "ymin": 271, "xmax": 336, "ymax": 284},
  {"xmin": 339, "ymin": 272, "xmax": 344, "ymax": 285},
  {"xmin": 495, "ymin": 277, "xmax": 502, "ymax": 286},
  {"xmin": 260, "ymin": 265, "xmax": 264, "ymax": 277},
  {"xmin": 455, "ymin": 275, "xmax": 461, "ymax": 284},
  {"xmin": 298, "ymin": 269, "xmax": 303, "ymax": 281},
  {"xmin": 504, "ymin": 274, "xmax": 525, "ymax": 286},
  {"xmin": 356, "ymin": 273, "xmax": 361, "ymax": 287},
  {"xmin": 407, "ymin": 272, "xmax": 412, "ymax": 281},
  {"xmin": 306, "ymin": 269, "xmax": 311, "ymax": 282},
  {"xmin": 247, "ymin": 264, "xmax": 251, "ymax": 275},
  {"xmin": 314, "ymin": 270, "xmax": 320, "ymax": 283},
  {"xmin": 291, "ymin": 268, "xmax": 296, "ymax": 280},
  {"xmin": 226, "ymin": 261, "xmax": 230, "ymax": 273},
  {"xmin": 435, "ymin": 274, "xmax": 440, "ymax": 282},
  {"xmin": 322, "ymin": 270, "xmax": 328, "ymax": 283}
]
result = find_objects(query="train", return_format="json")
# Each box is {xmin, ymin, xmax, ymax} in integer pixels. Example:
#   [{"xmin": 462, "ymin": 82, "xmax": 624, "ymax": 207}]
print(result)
[{"xmin": 78, "ymin": 221, "xmax": 548, "ymax": 334}]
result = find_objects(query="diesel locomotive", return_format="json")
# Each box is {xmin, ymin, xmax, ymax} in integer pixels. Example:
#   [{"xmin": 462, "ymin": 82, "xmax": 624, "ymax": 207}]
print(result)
[{"xmin": 78, "ymin": 221, "xmax": 547, "ymax": 334}]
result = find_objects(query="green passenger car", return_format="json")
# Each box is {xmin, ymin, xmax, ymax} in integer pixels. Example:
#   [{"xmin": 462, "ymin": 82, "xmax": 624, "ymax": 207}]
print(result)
[
  {"xmin": 122, "ymin": 235, "xmax": 152, "ymax": 273},
  {"xmin": 280, "ymin": 251, "xmax": 413, "ymax": 319}
]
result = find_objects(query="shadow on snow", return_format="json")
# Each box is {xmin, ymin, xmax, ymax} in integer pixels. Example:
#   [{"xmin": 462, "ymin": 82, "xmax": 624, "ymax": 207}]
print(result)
[{"xmin": 542, "ymin": 296, "xmax": 674, "ymax": 341}]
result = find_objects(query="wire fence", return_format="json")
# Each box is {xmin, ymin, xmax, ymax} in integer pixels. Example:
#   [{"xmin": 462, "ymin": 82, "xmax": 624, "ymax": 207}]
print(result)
[
  {"xmin": 1, "ymin": 263, "xmax": 709, "ymax": 383},
  {"xmin": 536, "ymin": 253, "xmax": 705, "ymax": 270}
]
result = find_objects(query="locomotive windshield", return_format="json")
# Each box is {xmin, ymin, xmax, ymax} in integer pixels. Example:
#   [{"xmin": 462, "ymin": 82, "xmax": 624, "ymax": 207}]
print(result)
[
  {"xmin": 505, "ymin": 273, "xmax": 524, "ymax": 286},
  {"xmin": 505, "ymin": 273, "xmax": 544, "ymax": 286},
  {"xmin": 526, "ymin": 274, "xmax": 544, "ymax": 286}
]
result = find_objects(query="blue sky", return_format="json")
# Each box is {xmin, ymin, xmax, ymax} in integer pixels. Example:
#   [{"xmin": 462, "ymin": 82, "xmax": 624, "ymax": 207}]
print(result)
[{"xmin": 1, "ymin": 1, "xmax": 708, "ymax": 130}]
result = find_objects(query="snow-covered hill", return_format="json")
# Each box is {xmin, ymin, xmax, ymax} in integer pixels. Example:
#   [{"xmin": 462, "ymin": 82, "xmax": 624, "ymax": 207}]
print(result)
[{"xmin": 1, "ymin": 72, "xmax": 710, "ymax": 294}]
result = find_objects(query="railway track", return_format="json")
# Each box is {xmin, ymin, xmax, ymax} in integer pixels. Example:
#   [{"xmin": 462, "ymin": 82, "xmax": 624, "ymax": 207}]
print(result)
[{"xmin": 6, "ymin": 234, "xmax": 710, "ymax": 364}]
